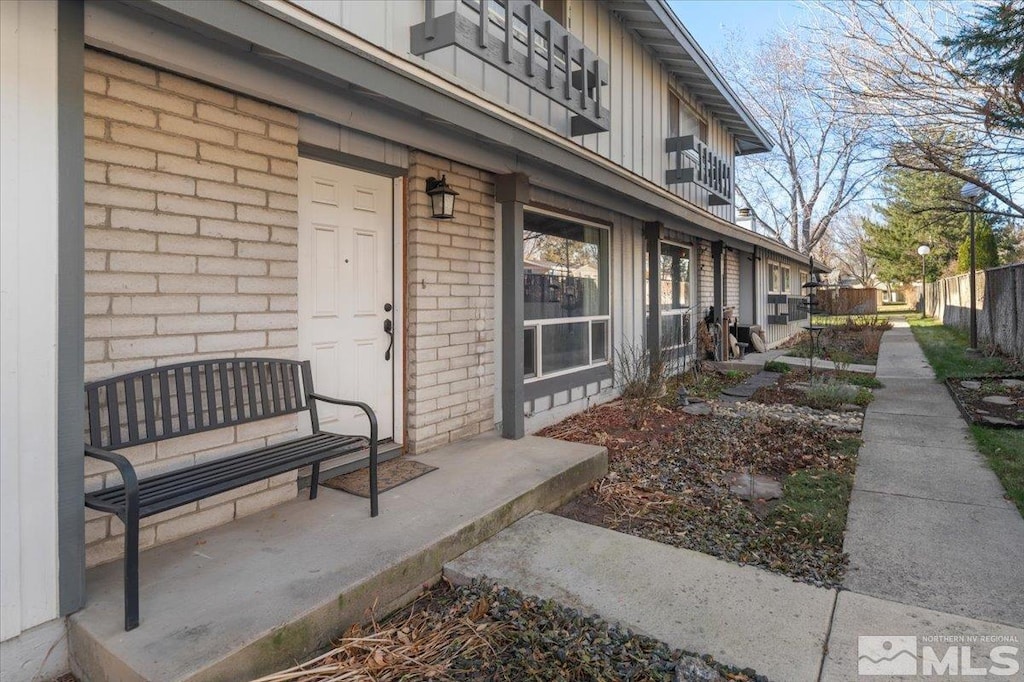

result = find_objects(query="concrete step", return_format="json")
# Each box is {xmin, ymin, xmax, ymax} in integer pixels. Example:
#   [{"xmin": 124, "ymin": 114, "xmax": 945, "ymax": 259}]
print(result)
[
  {"xmin": 69, "ymin": 435, "xmax": 607, "ymax": 682},
  {"xmin": 445, "ymin": 512, "xmax": 837, "ymax": 682}
]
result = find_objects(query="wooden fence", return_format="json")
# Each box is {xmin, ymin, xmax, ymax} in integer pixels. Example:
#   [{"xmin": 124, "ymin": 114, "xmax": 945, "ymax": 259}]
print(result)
[{"xmin": 924, "ymin": 262, "xmax": 1024, "ymax": 359}]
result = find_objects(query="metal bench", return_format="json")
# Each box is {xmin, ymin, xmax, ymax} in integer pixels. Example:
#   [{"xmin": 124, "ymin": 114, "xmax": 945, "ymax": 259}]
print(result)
[{"xmin": 84, "ymin": 357, "xmax": 378, "ymax": 631}]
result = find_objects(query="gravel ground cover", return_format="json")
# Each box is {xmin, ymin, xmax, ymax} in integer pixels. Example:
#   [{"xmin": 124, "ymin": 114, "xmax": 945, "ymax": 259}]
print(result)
[
  {"xmin": 543, "ymin": 398, "xmax": 859, "ymax": 587},
  {"xmin": 257, "ymin": 579, "xmax": 766, "ymax": 682}
]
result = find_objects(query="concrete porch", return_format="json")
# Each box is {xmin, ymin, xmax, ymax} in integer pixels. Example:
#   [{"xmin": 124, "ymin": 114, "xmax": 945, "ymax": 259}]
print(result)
[{"xmin": 69, "ymin": 434, "xmax": 607, "ymax": 682}]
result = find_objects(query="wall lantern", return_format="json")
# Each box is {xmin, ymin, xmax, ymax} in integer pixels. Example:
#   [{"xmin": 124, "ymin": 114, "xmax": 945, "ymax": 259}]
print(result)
[{"xmin": 426, "ymin": 175, "xmax": 459, "ymax": 220}]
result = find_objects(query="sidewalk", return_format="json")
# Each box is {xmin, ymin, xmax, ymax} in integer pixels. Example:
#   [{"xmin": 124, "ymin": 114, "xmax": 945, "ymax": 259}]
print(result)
[
  {"xmin": 445, "ymin": 322, "xmax": 1024, "ymax": 681},
  {"xmin": 843, "ymin": 320, "xmax": 1024, "ymax": 627}
]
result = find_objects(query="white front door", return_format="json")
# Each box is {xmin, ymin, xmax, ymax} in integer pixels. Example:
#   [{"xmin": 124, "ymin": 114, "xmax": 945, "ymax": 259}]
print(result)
[{"xmin": 298, "ymin": 158, "xmax": 395, "ymax": 441}]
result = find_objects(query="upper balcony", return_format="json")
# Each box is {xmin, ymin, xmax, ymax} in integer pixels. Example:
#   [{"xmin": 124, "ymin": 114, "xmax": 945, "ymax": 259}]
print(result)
[
  {"xmin": 665, "ymin": 134, "xmax": 732, "ymax": 206},
  {"xmin": 410, "ymin": 0, "xmax": 611, "ymax": 136}
]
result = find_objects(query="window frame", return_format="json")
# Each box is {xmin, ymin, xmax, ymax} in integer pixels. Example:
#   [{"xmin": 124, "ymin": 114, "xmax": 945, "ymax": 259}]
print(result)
[
  {"xmin": 523, "ymin": 207, "xmax": 612, "ymax": 383},
  {"xmin": 645, "ymin": 240, "xmax": 695, "ymax": 351}
]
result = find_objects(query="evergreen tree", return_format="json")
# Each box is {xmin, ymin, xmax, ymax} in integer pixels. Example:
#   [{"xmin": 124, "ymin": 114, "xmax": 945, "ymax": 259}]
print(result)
[
  {"xmin": 956, "ymin": 222, "xmax": 1001, "ymax": 273},
  {"xmin": 864, "ymin": 166, "xmax": 969, "ymax": 284},
  {"xmin": 941, "ymin": 1, "xmax": 1024, "ymax": 130}
]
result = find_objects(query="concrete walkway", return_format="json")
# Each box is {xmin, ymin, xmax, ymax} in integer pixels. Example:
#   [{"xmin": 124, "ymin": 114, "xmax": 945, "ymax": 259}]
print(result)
[
  {"xmin": 844, "ymin": 321, "xmax": 1024, "ymax": 627},
  {"xmin": 446, "ymin": 323, "xmax": 1024, "ymax": 680}
]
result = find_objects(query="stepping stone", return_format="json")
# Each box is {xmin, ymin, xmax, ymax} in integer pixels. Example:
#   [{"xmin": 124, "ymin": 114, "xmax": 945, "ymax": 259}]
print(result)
[
  {"xmin": 682, "ymin": 403, "xmax": 712, "ymax": 416},
  {"xmin": 725, "ymin": 471, "xmax": 783, "ymax": 501},
  {"xmin": 720, "ymin": 385, "xmax": 757, "ymax": 398},
  {"xmin": 982, "ymin": 395, "xmax": 1014, "ymax": 406},
  {"xmin": 960, "ymin": 380, "xmax": 982, "ymax": 390},
  {"xmin": 980, "ymin": 415, "xmax": 1018, "ymax": 426},
  {"xmin": 1001, "ymin": 379, "xmax": 1024, "ymax": 388}
]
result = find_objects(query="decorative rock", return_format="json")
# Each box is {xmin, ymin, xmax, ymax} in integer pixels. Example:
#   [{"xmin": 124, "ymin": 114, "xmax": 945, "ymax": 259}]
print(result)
[
  {"xmin": 960, "ymin": 380, "xmax": 982, "ymax": 390},
  {"xmin": 838, "ymin": 403, "xmax": 862, "ymax": 412},
  {"xmin": 725, "ymin": 471, "xmax": 783, "ymax": 501},
  {"xmin": 682, "ymin": 403, "xmax": 712, "ymax": 416},
  {"xmin": 982, "ymin": 396, "xmax": 1015, "ymax": 406},
  {"xmin": 980, "ymin": 416, "xmax": 1018, "ymax": 426},
  {"xmin": 1001, "ymin": 379, "xmax": 1024, "ymax": 388},
  {"xmin": 676, "ymin": 656, "xmax": 725, "ymax": 682}
]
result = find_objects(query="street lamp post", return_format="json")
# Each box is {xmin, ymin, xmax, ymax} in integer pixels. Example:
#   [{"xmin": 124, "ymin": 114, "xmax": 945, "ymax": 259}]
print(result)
[
  {"xmin": 918, "ymin": 244, "xmax": 931, "ymax": 319},
  {"xmin": 960, "ymin": 182, "xmax": 983, "ymax": 352}
]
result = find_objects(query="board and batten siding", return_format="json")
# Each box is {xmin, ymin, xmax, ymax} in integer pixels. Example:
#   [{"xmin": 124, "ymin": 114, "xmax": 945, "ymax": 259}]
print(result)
[
  {"xmin": 757, "ymin": 254, "xmax": 809, "ymax": 347},
  {"xmin": 1, "ymin": 0, "xmax": 62, "ymax": 644},
  {"xmin": 510, "ymin": 186, "xmax": 646, "ymax": 433},
  {"xmin": 291, "ymin": 0, "xmax": 737, "ymax": 222}
]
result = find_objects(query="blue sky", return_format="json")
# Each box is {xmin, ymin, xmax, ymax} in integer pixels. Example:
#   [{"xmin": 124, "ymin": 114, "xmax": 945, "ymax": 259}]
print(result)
[{"xmin": 665, "ymin": 1, "xmax": 811, "ymax": 58}]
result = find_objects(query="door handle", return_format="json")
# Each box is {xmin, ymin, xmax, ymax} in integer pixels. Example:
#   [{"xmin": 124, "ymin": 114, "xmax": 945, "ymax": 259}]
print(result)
[{"xmin": 383, "ymin": 318, "xmax": 394, "ymax": 361}]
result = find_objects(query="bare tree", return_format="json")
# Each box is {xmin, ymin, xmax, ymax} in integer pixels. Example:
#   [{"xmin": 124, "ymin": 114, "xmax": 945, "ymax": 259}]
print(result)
[
  {"xmin": 810, "ymin": 0, "xmax": 1024, "ymax": 219},
  {"xmin": 727, "ymin": 34, "xmax": 881, "ymax": 254},
  {"xmin": 825, "ymin": 214, "xmax": 877, "ymax": 287}
]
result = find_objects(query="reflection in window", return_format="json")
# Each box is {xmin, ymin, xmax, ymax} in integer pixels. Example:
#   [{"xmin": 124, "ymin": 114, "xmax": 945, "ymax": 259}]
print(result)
[
  {"xmin": 645, "ymin": 243, "xmax": 692, "ymax": 350},
  {"xmin": 523, "ymin": 211, "xmax": 610, "ymax": 379}
]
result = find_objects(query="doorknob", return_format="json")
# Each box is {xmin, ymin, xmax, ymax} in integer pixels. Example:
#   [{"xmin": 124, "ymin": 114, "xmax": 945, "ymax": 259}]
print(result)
[{"xmin": 383, "ymin": 318, "xmax": 394, "ymax": 361}]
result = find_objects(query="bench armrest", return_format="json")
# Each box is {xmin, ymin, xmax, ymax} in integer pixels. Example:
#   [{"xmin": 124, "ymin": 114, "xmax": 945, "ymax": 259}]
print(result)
[
  {"xmin": 85, "ymin": 445, "xmax": 140, "ymax": 517},
  {"xmin": 308, "ymin": 393, "xmax": 378, "ymax": 442}
]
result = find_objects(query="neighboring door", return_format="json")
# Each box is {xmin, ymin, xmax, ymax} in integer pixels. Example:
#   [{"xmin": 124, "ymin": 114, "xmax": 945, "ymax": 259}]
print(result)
[{"xmin": 298, "ymin": 158, "xmax": 395, "ymax": 441}]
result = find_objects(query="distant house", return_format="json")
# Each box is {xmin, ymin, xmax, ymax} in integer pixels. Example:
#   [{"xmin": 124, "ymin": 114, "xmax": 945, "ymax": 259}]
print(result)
[{"xmin": 1, "ymin": 1, "xmax": 814, "ymax": 676}]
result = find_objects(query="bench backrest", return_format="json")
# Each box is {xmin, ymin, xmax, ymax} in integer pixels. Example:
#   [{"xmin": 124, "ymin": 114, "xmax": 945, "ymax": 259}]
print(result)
[{"xmin": 85, "ymin": 358, "xmax": 314, "ymax": 450}]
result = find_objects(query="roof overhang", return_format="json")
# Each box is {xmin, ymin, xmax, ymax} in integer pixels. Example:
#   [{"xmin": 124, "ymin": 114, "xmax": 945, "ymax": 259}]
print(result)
[{"xmin": 606, "ymin": 0, "xmax": 774, "ymax": 156}]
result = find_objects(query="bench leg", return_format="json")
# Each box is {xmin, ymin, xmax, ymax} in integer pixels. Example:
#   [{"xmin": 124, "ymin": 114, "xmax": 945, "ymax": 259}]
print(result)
[
  {"xmin": 309, "ymin": 463, "xmax": 320, "ymax": 500},
  {"xmin": 123, "ymin": 509, "xmax": 140, "ymax": 631},
  {"xmin": 369, "ymin": 439, "xmax": 379, "ymax": 518}
]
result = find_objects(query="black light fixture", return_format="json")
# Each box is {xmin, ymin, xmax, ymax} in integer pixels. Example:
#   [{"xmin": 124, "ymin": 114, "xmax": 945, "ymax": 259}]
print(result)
[{"xmin": 426, "ymin": 175, "xmax": 459, "ymax": 220}]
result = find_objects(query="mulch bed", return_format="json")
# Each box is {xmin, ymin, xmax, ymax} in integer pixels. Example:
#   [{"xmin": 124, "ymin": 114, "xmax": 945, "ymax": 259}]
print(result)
[
  {"xmin": 258, "ymin": 579, "xmax": 766, "ymax": 682},
  {"xmin": 945, "ymin": 376, "xmax": 1024, "ymax": 428},
  {"xmin": 541, "ymin": 399, "xmax": 859, "ymax": 587},
  {"xmin": 779, "ymin": 321, "xmax": 889, "ymax": 366}
]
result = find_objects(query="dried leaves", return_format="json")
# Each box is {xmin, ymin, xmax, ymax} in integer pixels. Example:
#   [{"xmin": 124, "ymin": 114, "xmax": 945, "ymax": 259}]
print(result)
[{"xmin": 544, "ymin": 398, "xmax": 859, "ymax": 587}]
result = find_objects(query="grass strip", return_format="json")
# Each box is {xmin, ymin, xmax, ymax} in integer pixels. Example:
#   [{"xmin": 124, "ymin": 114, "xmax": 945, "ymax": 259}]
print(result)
[{"xmin": 907, "ymin": 317, "xmax": 1023, "ymax": 516}]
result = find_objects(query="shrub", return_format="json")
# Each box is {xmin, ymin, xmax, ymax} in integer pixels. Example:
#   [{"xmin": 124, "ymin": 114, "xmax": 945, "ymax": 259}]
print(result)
[
  {"xmin": 805, "ymin": 379, "xmax": 860, "ymax": 409},
  {"xmin": 764, "ymin": 360, "xmax": 792, "ymax": 373},
  {"xmin": 840, "ymin": 373, "xmax": 883, "ymax": 389},
  {"xmin": 861, "ymin": 328, "xmax": 884, "ymax": 357},
  {"xmin": 613, "ymin": 342, "xmax": 666, "ymax": 427}
]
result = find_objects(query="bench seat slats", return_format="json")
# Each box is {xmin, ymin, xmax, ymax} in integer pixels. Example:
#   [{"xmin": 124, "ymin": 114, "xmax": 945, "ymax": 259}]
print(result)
[{"xmin": 85, "ymin": 432, "xmax": 366, "ymax": 518}]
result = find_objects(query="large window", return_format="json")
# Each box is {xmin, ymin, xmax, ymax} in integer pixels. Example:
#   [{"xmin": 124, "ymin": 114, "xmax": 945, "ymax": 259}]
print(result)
[
  {"xmin": 523, "ymin": 210, "xmax": 610, "ymax": 380},
  {"xmin": 645, "ymin": 243, "xmax": 693, "ymax": 349}
]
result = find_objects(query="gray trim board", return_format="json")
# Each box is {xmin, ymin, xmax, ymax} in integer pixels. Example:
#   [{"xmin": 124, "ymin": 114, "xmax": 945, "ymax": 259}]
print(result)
[
  {"xmin": 58, "ymin": 0, "xmax": 86, "ymax": 615},
  {"xmin": 297, "ymin": 143, "xmax": 406, "ymax": 178},
  {"xmin": 524, "ymin": 365, "xmax": 613, "ymax": 401},
  {"xmin": 497, "ymin": 174, "xmax": 529, "ymax": 440},
  {"xmin": 644, "ymin": 221, "xmax": 661, "ymax": 358}
]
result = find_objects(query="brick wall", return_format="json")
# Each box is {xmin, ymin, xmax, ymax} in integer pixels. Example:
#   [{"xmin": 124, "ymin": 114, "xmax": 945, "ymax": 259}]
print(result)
[
  {"xmin": 698, "ymin": 239, "xmax": 714, "ymax": 315},
  {"xmin": 726, "ymin": 249, "xmax": 740, "ymax": 312},
  {"xmin": 405, "ymin": 152, "xmax": 495, "ymax": 454},
  {"xmin": 83, "ymin": 50, "xmax": 301, "ymax": 566}
]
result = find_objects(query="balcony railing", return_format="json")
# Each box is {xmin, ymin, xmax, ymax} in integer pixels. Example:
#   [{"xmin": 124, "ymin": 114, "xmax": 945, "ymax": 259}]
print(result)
[
  {"xmin": 411, "ymin": 0, "xmax": 610, "ymax": 136},
  {"xmin": 665, "ymin": 135, "xmax": 732, "ymax": 206}
]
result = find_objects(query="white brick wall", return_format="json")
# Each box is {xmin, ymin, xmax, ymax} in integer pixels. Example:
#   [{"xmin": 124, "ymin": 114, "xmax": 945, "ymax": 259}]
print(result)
[
  {"xmin": 726, "ymin": 249, "xmax": 740, "ymax": 313},
  {"xmin": 405, "ymin": 152, "xmax": 495, "ymax": 453},
  {"xmin": 83, "ymin": 50, "xmax": 301, "ymax": 566}
]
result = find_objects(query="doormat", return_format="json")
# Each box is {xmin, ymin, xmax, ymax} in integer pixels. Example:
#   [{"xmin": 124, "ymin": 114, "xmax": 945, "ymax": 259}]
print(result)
[{"xmin": 322, "ymin": 458, "xmax": 437, "ymax": 498}]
